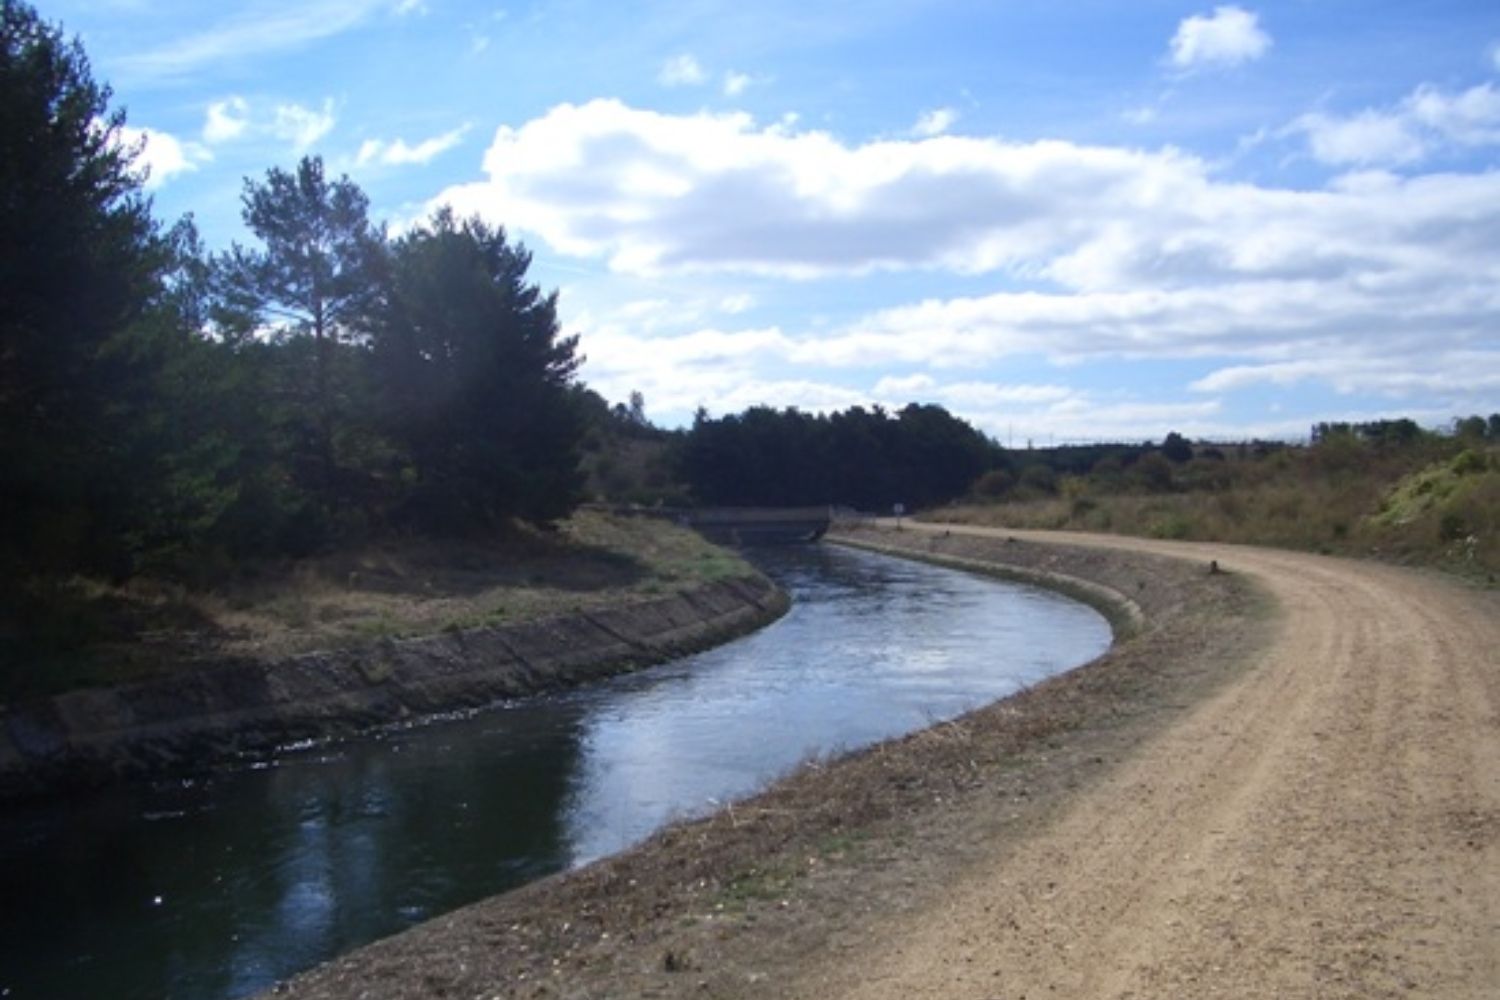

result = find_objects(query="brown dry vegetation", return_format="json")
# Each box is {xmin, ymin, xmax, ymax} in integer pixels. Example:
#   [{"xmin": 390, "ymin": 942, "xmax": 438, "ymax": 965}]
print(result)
[
  {"xmin": 0, "ymin": 509, "xmax": 749, "ymax": 702},
  {"xmin": 942, "ymin": 437, "xmax": 1500, "ymax": 578}
]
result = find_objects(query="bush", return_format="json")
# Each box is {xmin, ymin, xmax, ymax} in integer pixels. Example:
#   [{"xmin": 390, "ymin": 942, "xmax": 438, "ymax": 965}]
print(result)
[
  {"xmin": 971, "ymin": 469, "xmax": 1013, "ymax": 500},
  {"xmin": 1439, "ymin": 512, "xmax": 1469, "ymax": 542},
  {"xmin": 1018, "ymin": 464, "xmax": 1058, "ymax": 496},
  {"xmin": 1132, "ymin": 453, "xmax": 1175, "ymax": 493},
  {"xmin": 1450, "ymin": 449, "xmax": 1488, "ymax": 476}
]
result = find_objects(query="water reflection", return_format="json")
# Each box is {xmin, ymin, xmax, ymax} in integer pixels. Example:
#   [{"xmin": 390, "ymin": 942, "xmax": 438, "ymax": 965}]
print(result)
[{"xmin": 0, "ymin": 544, "xmax": 1108, "ymax": 1000}]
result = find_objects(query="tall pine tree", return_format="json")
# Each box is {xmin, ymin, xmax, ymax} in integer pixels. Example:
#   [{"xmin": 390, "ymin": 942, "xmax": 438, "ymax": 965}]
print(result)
[
  {"xmin": 220, "ymin": 156, "xmax": 386, "ymax": 511},
  {"xmin": 0, "ymin": 0, "xmax": 165, "ymax": 576},
  {"xmin": 376, "ymin": 209, "xmax": 584, "ymax": 526}
]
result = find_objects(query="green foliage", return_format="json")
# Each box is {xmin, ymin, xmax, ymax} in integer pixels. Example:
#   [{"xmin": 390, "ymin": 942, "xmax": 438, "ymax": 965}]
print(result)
[
  {"xmin": 375, "ymin": 208, "xmax": 584, "ymax": 526},
  {"xmin": 680, "ymin": 403, "xmax": 998, "ymax": 510},
  {"xmin": 1017, "ymin": 463, "xmax": 1058, "ymax": 496},
  {"xmin": 1131, "ymin": 452, "xmax": 1175, "ymax": 493},
  {"xmin": 971, "ymin": 468, "xmax": 1013, "ymax": 500},
  {"xmin": 1, "ymin": 7, "xmax": 593, "ymax": 606},
  {"xmin": 220, "ymin": 156, "xmax": 387, "ymax": 508},
  {"xmin": 1160, "ymin": 431, "xmax": 1192, "ymax": 463},
  {"xmin": 0, "ymin": 0, "xmax": 169, "ymax": 578}
]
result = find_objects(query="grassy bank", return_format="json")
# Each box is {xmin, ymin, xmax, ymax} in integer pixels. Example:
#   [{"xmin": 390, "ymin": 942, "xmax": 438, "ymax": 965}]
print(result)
[
  {"xmin": 0, "ymin": 510, "xmax": 751, "ymax": 703},
  {"xmin": 938, "ymin": 436, "xmax": 1500, "ymax": 579}
]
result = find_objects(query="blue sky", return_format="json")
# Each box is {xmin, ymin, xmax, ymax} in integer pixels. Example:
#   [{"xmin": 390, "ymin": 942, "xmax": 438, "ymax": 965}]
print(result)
[{"xmin": 48, "ymin": 0, "xmax": 1500, "ymax": 443}]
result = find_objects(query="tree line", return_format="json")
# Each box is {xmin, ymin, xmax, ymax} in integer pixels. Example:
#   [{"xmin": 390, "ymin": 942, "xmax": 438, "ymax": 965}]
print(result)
[
  {"xmin": 678, "ymin": 404, "xmax": 1000, "ymax": 510},
  {"xmin": 1, "ymin": 1, "xmax": 583, "ymax": 584}
]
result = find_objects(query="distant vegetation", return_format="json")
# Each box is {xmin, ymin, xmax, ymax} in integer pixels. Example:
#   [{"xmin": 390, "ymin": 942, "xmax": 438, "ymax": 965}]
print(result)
[
  {"xmin": 939, "ymin": 418, "xmax": 1500, "ymax": 578},
  {"xmin": 678, "ymin": 403, "xmax": 998, "ymax": 510}
]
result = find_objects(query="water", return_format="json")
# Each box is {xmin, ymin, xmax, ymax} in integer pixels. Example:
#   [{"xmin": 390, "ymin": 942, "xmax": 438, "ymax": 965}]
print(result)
[{"xmin": 0, "ymin": 543, "xmax": 1110, "ymax": 1000}]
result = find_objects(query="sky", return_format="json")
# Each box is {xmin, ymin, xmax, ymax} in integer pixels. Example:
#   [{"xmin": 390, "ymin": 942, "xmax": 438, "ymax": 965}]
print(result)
[{"xmin": 46, "ymin": 0, "xmax": 1500, "ymax": 444}]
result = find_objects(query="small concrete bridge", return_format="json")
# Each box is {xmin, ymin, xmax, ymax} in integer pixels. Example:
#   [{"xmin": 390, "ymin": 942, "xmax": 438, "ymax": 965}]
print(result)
[
  {"xmin": 682, "ymin": 506, "xmax": 833, "ymax": 545},
  {"xmin": 598, "ymin": 505, "xmax": 834, "ymax": 545}
]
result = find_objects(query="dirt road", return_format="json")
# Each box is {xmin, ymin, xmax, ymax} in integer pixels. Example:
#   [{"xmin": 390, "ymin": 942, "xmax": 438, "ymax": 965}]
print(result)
[{"xmin": 792, "ymin": 524, "xmax": 1500, "ymax": 1000}]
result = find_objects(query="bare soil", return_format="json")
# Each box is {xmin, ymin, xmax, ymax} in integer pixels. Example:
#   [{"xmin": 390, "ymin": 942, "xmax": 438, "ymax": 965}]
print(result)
[{"xmin": 262, "ymin": 523, "xmax": 1499, "ymax": 1000}]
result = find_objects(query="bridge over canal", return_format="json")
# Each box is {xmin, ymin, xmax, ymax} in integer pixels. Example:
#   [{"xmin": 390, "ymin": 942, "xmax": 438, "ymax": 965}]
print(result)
[{"xmin": 600, "ymin": 505, "xmax": 836, "ymax": 545}]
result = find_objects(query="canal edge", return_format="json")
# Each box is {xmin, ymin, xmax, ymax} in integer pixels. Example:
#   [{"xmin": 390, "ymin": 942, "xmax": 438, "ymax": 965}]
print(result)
[
  {"xmin": 825, "ymin": 526, "xmax": 1147, "ymax": 641},
  {"xmin": 0, "ymin": 572, "xmax": 791, "ymax": 802}
]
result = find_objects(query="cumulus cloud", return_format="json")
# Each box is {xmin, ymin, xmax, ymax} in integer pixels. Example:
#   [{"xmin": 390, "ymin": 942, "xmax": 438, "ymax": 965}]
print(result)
[
  {"xmin": 1169, "ymin": 6, "xmax": 1271, "ymax": 70},
  {"xmin": 203, "ymin": 97, "xmax": 250, "ymax": 143},
  {"xmin": 658, "ymin": 54, "xmax": 707, "ymax": 87},
  {"xmin": 273, "ymin": 99, "xmax": 337, "ymax": 150},
  {"xmin": 1404, "ymin": 82, "xmax": 1500, "ymax": 146},
  {"xmin": 357, "ymin": 124, "xmax": 471, "ymax": 166},
  {"xmin": 438, "ymin": 99, "xmax": 1499, "ymax": 421},
  {"xmin": 912, "ymin": 107, "xmax": 959, "ymax": 137},
  {"xmin": 434, "ymin": 99, "xmax": 1223, "ymax": 280},
  {"xmin": 1293, "ymin": 82, "xmax": 1500, "ymax": 166},
  {"xmin": 1292, "ymin": 110, "xmax": 1424, "ymax": 166},
  {"xmin": 117, "ymin": 124, "xmax": 208, "ymax": 189}
]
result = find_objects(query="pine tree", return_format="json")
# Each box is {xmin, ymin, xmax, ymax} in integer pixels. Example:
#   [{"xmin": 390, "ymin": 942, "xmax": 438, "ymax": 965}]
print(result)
[{"xmin": 0, "ymin": 0, "xmax": 165, "ymax": 575}]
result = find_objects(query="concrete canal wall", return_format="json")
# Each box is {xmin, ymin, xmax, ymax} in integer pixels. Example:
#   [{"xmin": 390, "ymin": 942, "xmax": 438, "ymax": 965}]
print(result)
[{"xmin": 0, "ymin": 574, "xmax": 789, "ymax": 800}]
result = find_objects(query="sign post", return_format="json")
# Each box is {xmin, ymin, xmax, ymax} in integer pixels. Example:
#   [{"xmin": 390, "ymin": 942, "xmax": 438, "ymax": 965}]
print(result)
[{"xmin": 893, "ymin": 502, "xmax": 905, "ymax": 530}]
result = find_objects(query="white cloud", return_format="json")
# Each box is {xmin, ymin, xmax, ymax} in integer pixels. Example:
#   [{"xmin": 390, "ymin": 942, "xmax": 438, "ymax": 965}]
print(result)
[
  {"xmin": 394, "ymin": 0, "xmax": 427, "ymax": 13},
  {"xmin": 723, "ymin": 71, "xmax": 753, "ymax": 98},
  {"xmin": 912, "ymin": 107, "xmax": 959, "ymax": 137},
  {"xmin": 117, "ymin": 124, "xmax": 208, "ymax": 189},
  {"xmin": 357, "ymin": 124, "xmax": 471, "ymax": 166},
  {"xmin": 658, "ymin": 54, "xmax": 707, "ymax": 87},
  {"xmin": 1293, "ymin": 110, "xmax": 1425, "ymax": 166},
  {"xmin": 1189, "ymin": 354, "xmax": 1500, "ymax": 396},
  {"xmin": 1292, "ymin": 82, "xmax": 1500, "ymax": 166},
  {"xmin": 437, "ymin": 99, "xmax": 1500, "ymax": 416},
  {"xmin": 117, "ymin": 0, "xmax": 394, "ymax": 80},
  {"xmin": 273, "ymin": 99, "xmax": 337, "ymax": 150},
  {"xmin": 1169, "ymin": 6, "xmax": 1271, "ymax": 70},
  {"xmin": 871, "ymin": 375, "xmax": 1072, "ymax": 408},
  {"xmin": 203, "ymin": 97, "xmax": 250, "ymax": 144},
  {"xmin": 435, "ymin": 99, "xmax": 1221, "ymax": 280},
  {"xmin": 1403, "ymin": 82, "xmax": 1500, "ymax": 146}
]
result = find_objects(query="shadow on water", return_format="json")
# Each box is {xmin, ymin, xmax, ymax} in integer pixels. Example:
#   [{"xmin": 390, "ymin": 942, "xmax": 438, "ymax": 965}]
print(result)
[{"xmin": 0, "ymin": 543, "xmax": 1110, "ymax": 1000}]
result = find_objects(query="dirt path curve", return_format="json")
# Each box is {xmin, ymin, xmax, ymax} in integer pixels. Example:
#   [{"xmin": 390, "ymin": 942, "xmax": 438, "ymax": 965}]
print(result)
[{"xmin": 792, "ymin": 524, "xmax": 1500, "ymax": 1000}]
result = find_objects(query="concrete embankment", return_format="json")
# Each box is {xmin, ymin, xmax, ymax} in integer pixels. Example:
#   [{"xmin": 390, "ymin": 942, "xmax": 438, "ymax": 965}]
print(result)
[
  {"xmin": 829, "ymin": 524, "xmax": 1151, "ymax": 637},
  {"xmin": 0, "ymin": 573, "xmax": 788, "ymax": 800}
]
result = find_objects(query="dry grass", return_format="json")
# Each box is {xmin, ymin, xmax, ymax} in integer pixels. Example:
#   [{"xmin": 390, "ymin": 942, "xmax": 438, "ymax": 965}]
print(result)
[
  {"xmin": 2, "ymin": 510, "xmax": 751, "ymax": 701},
  {"xmin": 937, "ymin": 442, "xmax": 1500, "ymax": 579}
]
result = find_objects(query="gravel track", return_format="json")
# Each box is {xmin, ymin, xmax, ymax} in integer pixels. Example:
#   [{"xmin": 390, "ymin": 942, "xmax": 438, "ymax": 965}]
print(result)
[{"xmin": 791, "ymin": 525, "xmax": 1500, "ymax": 1000}]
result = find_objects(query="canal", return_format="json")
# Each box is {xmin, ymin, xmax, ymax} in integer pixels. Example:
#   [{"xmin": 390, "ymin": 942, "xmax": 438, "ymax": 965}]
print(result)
[{"xmin": 0, "ymin": 543, "xmax": 1111, "ymax": 999}]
